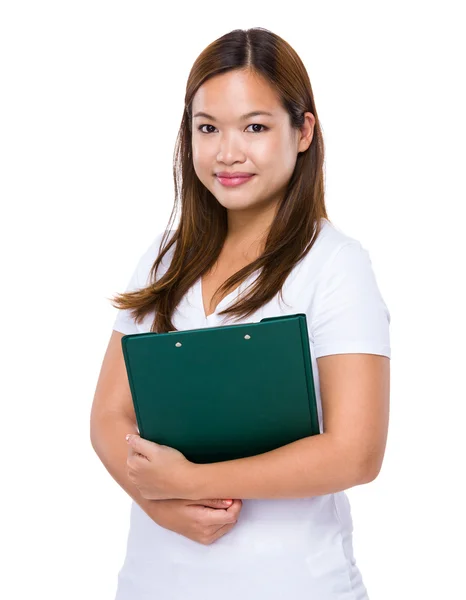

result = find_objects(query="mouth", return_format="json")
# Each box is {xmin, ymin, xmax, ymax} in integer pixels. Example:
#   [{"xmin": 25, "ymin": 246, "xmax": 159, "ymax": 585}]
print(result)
[{"xmin": 215, "ymin": 174, "xmax": 255, "ymax": 187}]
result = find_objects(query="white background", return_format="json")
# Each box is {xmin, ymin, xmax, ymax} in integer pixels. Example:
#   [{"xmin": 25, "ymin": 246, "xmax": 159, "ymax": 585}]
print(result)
[{"xmin": 1, "ymin": 1, "xmax": 464, "ymax": 598}]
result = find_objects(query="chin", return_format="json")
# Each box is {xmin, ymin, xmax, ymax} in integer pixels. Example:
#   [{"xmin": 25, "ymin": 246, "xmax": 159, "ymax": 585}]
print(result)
[{"xmin": 219, "ymin": 197, "xmax": 261, "ymax": 211}]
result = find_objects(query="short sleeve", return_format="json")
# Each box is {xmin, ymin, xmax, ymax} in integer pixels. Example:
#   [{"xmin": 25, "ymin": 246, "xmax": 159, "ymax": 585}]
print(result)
[
  {"xmin": 308, "ymin": 241, "xmax": 391, "ymax": 359},
  {"xmin": 112, "ymin": 261, "xmax": 141, "ymax": 335},
  {"xmin": 112, "ymin": 232, "xmax": 165, "ymax": 335}
]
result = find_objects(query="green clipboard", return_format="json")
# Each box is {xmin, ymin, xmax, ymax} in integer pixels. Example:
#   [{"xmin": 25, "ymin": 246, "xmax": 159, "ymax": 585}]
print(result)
[{"xmin": 121, "ymin": 313, "xmax": 320, "ymax": 464}]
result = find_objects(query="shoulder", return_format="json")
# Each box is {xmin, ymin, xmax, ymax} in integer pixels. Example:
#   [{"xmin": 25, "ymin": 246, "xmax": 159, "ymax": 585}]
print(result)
[
  {"xmin": 311, "ymin": 218, "xmax": 365, "ymax": 270},
  {"xmin": 133, "ymin": 229, "xmax": 176, "ymax": 287},
  {"xmin": 293, "ymin": 218, "xmax": 368, "ymax": 289},
  {"xmin": 305, "ymin": 220, "xmax": 391, "ymax": 358},
  {"xmin": 309, "ymin": 218, "xmax": 386, "ymax": 301}
]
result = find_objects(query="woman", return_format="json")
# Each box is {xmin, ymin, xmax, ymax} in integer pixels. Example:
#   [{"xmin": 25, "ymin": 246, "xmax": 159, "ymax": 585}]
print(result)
[{"xmin": 91, "ymin": 27, "xmax": 391, "ymax": 600}]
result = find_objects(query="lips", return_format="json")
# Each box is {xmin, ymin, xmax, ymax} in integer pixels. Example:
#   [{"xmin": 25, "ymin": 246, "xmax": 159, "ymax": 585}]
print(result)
[
  {"xmin": 216, "ymin": 174, "xmax": 255, "ymax": 187},
  {"xmin": 216, "ymin": 173, "xmax": 254, "ymax": 178}
]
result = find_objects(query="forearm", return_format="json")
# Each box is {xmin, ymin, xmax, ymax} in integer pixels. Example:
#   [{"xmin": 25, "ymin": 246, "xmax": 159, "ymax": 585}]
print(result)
[
  {"xmin": 90, "ymin": 413, "xmax": 161, "ymax": 517},
  {"xmin": 192, "ymin": 433, "xmax": 370, "ymax": 500}
]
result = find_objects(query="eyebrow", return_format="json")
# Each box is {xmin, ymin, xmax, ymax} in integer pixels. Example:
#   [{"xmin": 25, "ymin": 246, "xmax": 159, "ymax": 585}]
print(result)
[{"xmin": 193, "ymin": 110, "xmax": 274, "ymax": 121}]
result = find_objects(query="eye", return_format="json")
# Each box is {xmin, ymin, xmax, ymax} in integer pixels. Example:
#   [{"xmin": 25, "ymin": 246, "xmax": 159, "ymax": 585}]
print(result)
[
  {"xmin": 197, "ymin": 123, "xmax": 269, "ymax": 134},
  {"xmin": 246, "ymin": 124, "xmax": 268, "ymax": 133},
  {"xmin": 198, "ymin": 124, "xmax": 216, "ymax": 134}
]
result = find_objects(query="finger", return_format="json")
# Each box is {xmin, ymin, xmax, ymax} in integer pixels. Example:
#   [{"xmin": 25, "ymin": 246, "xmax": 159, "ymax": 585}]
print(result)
[
  {"xmin": 216, "ymin": 499, "xmax": 233, "ymax": 506},
  {"xmin": 127, "ymin": 446, "xmax": 146, "ymax": 463},
  {"xmin": 126, "ymin": 434, "xmax": 155, "ymax": 459},
  {"xmin": 198, "ymin": 499, "xmax": 233, "ymax": 509}
]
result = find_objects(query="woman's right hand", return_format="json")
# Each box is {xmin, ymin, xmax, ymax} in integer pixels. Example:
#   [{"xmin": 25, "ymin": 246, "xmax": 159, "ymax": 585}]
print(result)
[{"xmin": 144, "ymin": 497, "xmax": 243, "ymax": 545}]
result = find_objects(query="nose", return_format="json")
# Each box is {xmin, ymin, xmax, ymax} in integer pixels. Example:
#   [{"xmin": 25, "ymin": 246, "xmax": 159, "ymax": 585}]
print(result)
[{"xmin": 216, "ymin": 130, "xmax": 247, "ymax": 163}]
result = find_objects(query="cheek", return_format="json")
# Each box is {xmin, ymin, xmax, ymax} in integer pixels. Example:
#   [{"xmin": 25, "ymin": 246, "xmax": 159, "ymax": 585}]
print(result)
[
  {"xmin": 191, "ymin": 143, "xmax": 203, "ymax": 165},
  {"xmin": 249, "ymin": 135, "xmax": 283, "ymax": 163},
  {"xmin": 192, "ymin": 145, "xmax": 213, "ymax": 174},
  {"xmin": 250, "ymin": 147, "xmax": 285, "ymax": 179},
  {"xmin": 266, "ymin": 136, "xmax": 299, "ymax": 171},
  {"xmin": 191, "ymin": 153, "xmax": 210, "ymax": 183}
]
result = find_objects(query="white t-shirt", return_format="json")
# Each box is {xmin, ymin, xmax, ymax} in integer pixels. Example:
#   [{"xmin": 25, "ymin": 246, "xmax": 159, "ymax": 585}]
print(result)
[{"xmin": 112, "ymin": 217, "xmax": 391, "ymax": 600}]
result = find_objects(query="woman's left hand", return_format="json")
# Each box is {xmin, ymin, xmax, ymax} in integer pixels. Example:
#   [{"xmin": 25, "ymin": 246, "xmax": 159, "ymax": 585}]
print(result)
[{"xmin": 126, "ymin": 434, "xmax": 197, "ymax": 500}]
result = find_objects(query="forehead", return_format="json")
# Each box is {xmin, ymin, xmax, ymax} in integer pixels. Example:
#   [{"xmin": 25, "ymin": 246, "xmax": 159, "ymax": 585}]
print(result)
[{"xmin": 191, "ymin": 69, "xmax": 282, "ymax": 120}]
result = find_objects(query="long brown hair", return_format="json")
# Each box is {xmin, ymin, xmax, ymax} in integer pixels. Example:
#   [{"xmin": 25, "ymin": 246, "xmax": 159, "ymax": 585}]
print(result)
[{"xmin": 111, "ymin": 27, "xmax": 330, "ymax": 333}]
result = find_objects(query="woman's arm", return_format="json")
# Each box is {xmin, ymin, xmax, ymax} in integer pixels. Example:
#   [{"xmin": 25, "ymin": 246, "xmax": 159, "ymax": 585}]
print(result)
[
  {"xmin": 190, "ymin": 353, "xmax": 389, "ymax": 500},
  {"xmin": 91, "ymin": 411, "xmax": 159, "ymax": 513},
  {"xmin": 90, "ymin": 330, "xmax": 161, "ymax": 517}
]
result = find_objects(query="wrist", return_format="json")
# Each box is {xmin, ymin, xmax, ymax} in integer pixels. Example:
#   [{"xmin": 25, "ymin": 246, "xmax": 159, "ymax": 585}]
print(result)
[{"xmin": 184, "ymin": 462, "xmax": 204, "ymax": 501}]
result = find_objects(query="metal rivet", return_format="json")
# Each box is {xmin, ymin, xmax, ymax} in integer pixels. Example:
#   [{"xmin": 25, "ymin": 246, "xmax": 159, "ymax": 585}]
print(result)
[
  {"xmin": 244, "ymin": 334, "xmax": 251, "ymax": 340},
  {"xmin": 175, "ymin": 342, "xmax": 182, "ymax": 347}
]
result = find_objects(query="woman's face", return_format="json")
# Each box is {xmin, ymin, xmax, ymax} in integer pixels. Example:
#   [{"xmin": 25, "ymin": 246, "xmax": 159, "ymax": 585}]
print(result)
[{"xmin": 191, "ymin": 69, "xmax": 314, "ymax": 215}]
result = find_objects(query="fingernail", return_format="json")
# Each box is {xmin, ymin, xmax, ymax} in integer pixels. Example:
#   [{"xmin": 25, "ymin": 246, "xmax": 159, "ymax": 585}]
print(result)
[
  {"xmin": 223, "ymin": 499, "xmax": 232, "ymax": 504},
  {"xmin": 126, "ymin": 434, "xmax": 131, "ymax": 442}
]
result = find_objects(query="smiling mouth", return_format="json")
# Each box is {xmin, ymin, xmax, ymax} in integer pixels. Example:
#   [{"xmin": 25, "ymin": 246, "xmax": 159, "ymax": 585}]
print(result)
[{"xmin": 215, "ymin": 174, "xmax": 255, "ymax": 187}]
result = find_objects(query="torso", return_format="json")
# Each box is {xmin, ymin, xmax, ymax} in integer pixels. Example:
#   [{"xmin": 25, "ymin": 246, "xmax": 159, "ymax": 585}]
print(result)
[
  {"xmin": 201, "ymin": 236, "xmax": 267, "ymax": 317},
  {"xmin": 112, "ymin": 218, "xmax": 381, "ymax": 599},
  {"xmin": 201, "ymin": 259, "xmax": 252, "ymax": 318}
]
